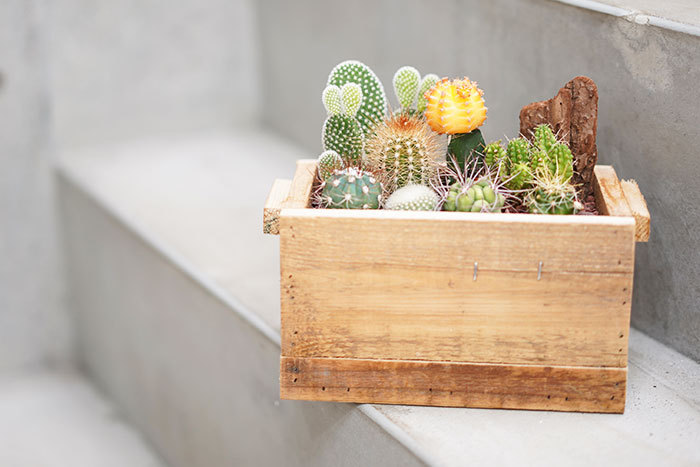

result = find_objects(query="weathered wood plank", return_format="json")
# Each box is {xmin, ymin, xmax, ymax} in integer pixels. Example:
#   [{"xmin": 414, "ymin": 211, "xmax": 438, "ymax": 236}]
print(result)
[
  {"xmin": 281, "ymin": 356, "xmax": 627, "ymax": 413},
  {"xmin": 262, "ymin": 179, "xmax": 291, "ymax": 235},
  {"xmin": 621, "ymin": 179, "xmax": 650, "ymax": 242},
  {"xmin": 281, "ymin": 267, "xmax": 632, "ymax": 367},
  {"xmin": 282, "ymin": 159, "xmax": 317, "ymax": 209},
  {"xmin": 594, "ymin": 165, "xmax": 632, "ymax": 217}
]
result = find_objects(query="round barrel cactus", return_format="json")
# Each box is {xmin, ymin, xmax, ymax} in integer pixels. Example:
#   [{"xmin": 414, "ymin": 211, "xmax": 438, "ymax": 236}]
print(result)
[
  {"xmin": 385, "ymin": 184, "xmax": 440, "ymax": 211},
  {"xmin": 443, "ymin": 179, "xmax": 506, "ymax": 213},
  {"xmin": 320, "ymin": 168, "xmax": 383, "ymax": 209}
]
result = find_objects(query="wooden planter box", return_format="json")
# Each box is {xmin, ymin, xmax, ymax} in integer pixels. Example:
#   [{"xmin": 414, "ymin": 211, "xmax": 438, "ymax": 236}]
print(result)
[{"xmin": 263, "ymin": 160, "xmax": 650, "ymax": 413}]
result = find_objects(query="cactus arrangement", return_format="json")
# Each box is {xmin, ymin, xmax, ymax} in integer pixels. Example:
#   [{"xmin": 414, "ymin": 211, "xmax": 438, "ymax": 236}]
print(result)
[
  {"xmin": 320, "ymin": 168, "xmax": 383, "ymax": 209},
  {"xmin": 364, "ymin": 113, "xmax": 446, "ymax": 193},
  {"xmin": 310, "ymin": 62, "xmax": 589, "ymax": 216}
]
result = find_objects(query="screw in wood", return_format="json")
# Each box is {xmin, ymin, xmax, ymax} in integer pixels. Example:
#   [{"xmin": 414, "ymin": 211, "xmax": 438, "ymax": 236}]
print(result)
[
  {"xmin": 537, "ymin": 261, "xmax": 543, "ymax": 281},
  {"xmin": 473, "ymin": 262, "xmax": 478, "ymax": 281}
]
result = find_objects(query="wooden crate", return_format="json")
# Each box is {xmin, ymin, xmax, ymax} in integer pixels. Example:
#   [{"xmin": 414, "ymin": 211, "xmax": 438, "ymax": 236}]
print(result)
[{"xmin": 263, "ymin": 160, "xmax": 650, "ymax": 413}]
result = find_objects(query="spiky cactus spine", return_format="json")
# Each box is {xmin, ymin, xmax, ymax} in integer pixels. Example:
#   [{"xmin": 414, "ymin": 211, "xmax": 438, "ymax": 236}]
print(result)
[
  {"xmin": 321, "ymin": 83, "xmax": 364, "ymax": 164},
  {"xmin": 317, "ymin": 150, "xmax": 344, "ymax": 180},
  {"xmin": 328, "ymin": 60, "xmax": 387, "ymax": 136},
  {"xmin": 320, "ymin": 168, "xmax": 383, "ymax": 209},
  {"xmin": 526, "ymin": 168, "xmax": 582, "ymax": 215},
  {"xmin": 365, "ymin": 114, "xmax": 446, "ymax": 193},
  {"xmin": 385, "ymin": 184, "xmax": 440, "ymax": 211}
]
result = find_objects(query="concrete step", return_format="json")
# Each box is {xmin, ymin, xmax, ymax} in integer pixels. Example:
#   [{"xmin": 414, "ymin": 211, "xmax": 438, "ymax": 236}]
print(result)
[
  {"xmin": 56, "ymin": 129, "xmax": 700, "ymax": 466},
  {"xmin": 0, "ymin": 370, "xmax": 165, "ymax": 467}
]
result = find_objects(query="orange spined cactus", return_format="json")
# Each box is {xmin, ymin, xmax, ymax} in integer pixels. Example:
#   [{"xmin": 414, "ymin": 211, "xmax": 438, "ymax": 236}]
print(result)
[{"xmin": 424, "ymin": 77, "xmax": 487, "ymax": 134}]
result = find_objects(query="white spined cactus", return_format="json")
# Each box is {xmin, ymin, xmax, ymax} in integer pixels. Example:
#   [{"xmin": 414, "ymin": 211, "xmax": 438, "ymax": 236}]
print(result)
[{"xmin": 385, "ymin": 184, "xmax": 440, "ymax": 211}]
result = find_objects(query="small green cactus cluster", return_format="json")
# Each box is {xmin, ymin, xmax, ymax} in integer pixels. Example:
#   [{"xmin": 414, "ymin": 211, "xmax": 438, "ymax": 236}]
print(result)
[
  {"xmin": 443, "ymin": 178, "xmax": 506, "ymax": 212},
  {"xmin": 322, "ymin": 83, "xmax": 365, "ymax": 164},
  {"xmin": 320, "ymin": 168, "xmax": 383, "ymax": 209},
  {"xmin": 483, "ymin": 124, "xmax": 574, "ymax": 191},
  {"xmin": 385, "ymin": 184, "xmax": 440, "ymax": 211},
  {"xmin": 525, "ymin": 168, "xmax": 583, "ymax": 215},
  {"xmin": 317, "ymin": 150, "xmax": 344, "ymax": 180},
  {"xmin": 392, "ymin": 66, "xmax": 439, "ymax": 116},
  {"xmin": 328, "ymin": 60, "xmax": 387, "ymax": 136}
]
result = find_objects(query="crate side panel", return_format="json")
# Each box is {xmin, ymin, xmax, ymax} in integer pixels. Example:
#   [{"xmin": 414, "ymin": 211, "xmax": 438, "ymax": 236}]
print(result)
[
  {"xmin": 279, "ymin": 214, "xmax": 634, "ymax": 367},
  {"xmin": 280, "ymin": 357, "xmax": 627, "ymax": 413}
]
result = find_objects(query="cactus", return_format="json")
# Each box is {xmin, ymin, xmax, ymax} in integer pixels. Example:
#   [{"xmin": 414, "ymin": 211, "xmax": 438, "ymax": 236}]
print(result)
[
  {"xmin": 424, "ymin": 77, "xmax": 487, "ymax": 135},
  {"xmin": 483, "ymin": 140, "xmax": 506, "ymax": 169},
  {"xmin": 531, "ymin": 124, "xmax": 573, "ymax": 180},
  {"xmin": 393, "ymin": 66, "xmax": 421, "ymax": 112},
  {"xmin": 393, "ymin": 67, "xmax": 439, "ymax": 116},
  {"xmin": 526, "ymin": 168, "xmax": 582, "ymax": 215},
  {"xmin": 328, "ymin": 60, "xmax": 387, "ymax": 136},
  {"xmin": 443, "ymin": 178, "xmax": 506, "ymax": 213},
  {"xmin": 533, "ymin": 123, "xmax": 558, "ymax": 154},
  {"xmin": 416, "ymin": 74, "xmax": 439, "ymax": 114},
  {"xmin": 320, "ymin": 168, "xmax": 383, "ymax": 209},
  {"xmin": 365, "ymin": 114, "xmax": 446, "ymax": 193},
  {"xmin": 504, "ymin": 137, "xmax": 537, "ymax": 190},
  {"xmin": 321, "ymin": 83, "xmax": 364, "ymax": 164},
  {"xmin": 385, "ymin": 184, "xmax": 440, "ymax": 211},
  {"xmin": 317, "ymin": 150, "xmax": 344, "ymax": 180}
]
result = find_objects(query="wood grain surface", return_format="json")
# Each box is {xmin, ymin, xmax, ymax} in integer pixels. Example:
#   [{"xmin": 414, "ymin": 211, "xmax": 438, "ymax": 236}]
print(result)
[
  {"xmin": 281, "ymin": 356, "xmax": 627, "ymax": 413},
  {"xmin": 621, "ymin": 179, "xmax": 650, "ymax": 242},
  {"xmin": 263, "ymin": 178, "xmax": 291, "ymax": 235},
  {"xmin": 281, "ymin": 159, "xmax": 316, "ymax": 209}
]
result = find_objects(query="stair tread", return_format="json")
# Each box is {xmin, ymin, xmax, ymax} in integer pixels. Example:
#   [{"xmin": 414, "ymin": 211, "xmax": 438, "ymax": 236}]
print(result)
[
  {"xmin": 57, "ymin": 130, "xmax": 700, "ymax": 467},
  {"xmin": 0, "ymin": 371, "xmax": 165, "ymax": 467}
]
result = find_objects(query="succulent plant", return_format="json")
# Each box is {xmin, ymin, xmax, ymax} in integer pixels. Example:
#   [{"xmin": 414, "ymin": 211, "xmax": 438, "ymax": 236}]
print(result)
[
  {"xmin": 364, "ymin": 114, "xmax": 446, "ymax": 193},
  {"xmin": 443, "ymin": 178, "xmax": 506, "ymax": 212},
  {"xmin": 328, "ymin": 60, "xmax": 387, "ymax": 136},
  {"xmin": 423, "ymin": 77, "xmax": 487, "ymax": 135},
  {"xmin": 531, "ymin": 124, "xmax": 573, "ymax": 180},
  {"xmin": 483, "ymin": 140, "xmax": 506, "ymax": 168},
  {"xmin": 317, "ymin": 150, "xmax": 344, "ymax": 180},
  {"xmin": 321, "ymin": 83, "xmax": 364, "ymax": 164},
  {"xmin": 416, "ymin": 74, "xmax": 439, "ymax": 114},
  {"xmin": 526, "ymin": 168, "xmax": 582, "ymax": 215},
  {"xmin": 320, "ymin": 168, "xmax": 383, "ymax": 209},
  {"xmin": 504, "ymin": 137, "xmax": 537, "ymax": 190},
  {"xmin": 385, "ymin": 184, "xmax": 440, "ymax": 211},
  {"xmin": 393, "ymin": 67, "xmax": 439, "ymax": 116}
]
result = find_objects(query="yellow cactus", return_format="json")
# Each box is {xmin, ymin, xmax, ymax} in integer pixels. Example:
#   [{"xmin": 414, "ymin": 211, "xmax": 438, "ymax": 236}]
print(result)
[{"xmin": 424, "ymin": 77, "xmax": 487, "ymax": 134}]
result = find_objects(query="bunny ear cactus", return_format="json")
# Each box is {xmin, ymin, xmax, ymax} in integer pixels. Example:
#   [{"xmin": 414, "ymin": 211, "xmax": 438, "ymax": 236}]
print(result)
[
  {"xmin": 328, "ymin": 60, "xmax": 387, "ymax": 136},
  {"xmin": 393, "ymin": 66, "xmax": 421, "ymax": 112},
  {"xmin": 320, "ymin": 168, "xmax": 383, "ymax": 209},
  {"xmin": 417, "ymin": 74, "xmax": 439, "ymax": 114},
  {"xmin": 317, "ymin": 150, "xmax": 344, "ymax": 180},
  {"xmin": 322, "ymin": 84, "xmax": 364, "ymax": 164},
  {"xmin": 385, "ymin": 184, "xmax": 440, "ymax": 211}
]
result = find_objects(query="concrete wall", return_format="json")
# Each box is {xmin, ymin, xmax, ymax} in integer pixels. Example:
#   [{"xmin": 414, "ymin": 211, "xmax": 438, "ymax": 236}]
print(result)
[
  {"xmin": 0, "ymin": 0, "xmax": 72, "ymax": 371},
  {"xmin": 256, "ymin": 0, "xmax": 700, "ymax": 361},
  {"xmin": 49, "ymin": 0, "xmax": 260, "ymax": 149}
]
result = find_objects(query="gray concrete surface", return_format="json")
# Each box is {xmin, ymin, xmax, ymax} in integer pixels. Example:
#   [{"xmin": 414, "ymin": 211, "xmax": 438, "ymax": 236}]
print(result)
[
  {"xmin": 0, "ymin": 0, "xmax": 72, "ymax": 372},
  {"xmin": 256, "ymin": 0, "xmax": 700, "ymax": 362},
  {"xmin": 57, "ymin": 131, "xmax": 700, "ymax": 467},
  {"xmin": 58, "ymin": 153, "xmax": 425, "ymax": 467},
  {"xmin": 0, "ymin": 370, "xmax": 164, "ymax": 467},
  {"xmin": 49, "ymin": 0, "xmax": 259, "ymax": 149}
]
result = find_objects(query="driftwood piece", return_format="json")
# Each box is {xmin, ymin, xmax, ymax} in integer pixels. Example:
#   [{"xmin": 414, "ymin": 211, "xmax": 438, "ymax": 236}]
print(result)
[{"xmin": 520, "ymin": 76, "xmax": 599, "ymax": 197}]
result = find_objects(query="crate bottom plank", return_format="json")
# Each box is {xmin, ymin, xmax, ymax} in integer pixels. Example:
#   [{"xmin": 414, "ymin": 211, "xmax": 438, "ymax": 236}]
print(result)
[{"xmin": 281, "ymin": 356, "xmax": 626, "ymax": 413}]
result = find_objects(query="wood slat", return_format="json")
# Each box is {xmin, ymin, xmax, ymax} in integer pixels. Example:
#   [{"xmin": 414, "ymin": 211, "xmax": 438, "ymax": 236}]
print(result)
[
  {"xmin": 281, "ymin": 159, "xmax": 317, "ymax": 209},
  {"xmin": 262, "ymin": 179, "xmax": 291, "ymax": 235},
  {"xmin": 280, "ymin": 211, "xmax": 634, "ymax": 367},
  {"xmin": 281, "ymin": 356, "xmax": 627, "ymax": 413},
  {"xmin": 593, "ymin": 165, "xmax": 632, "ymax": 217},
  {"xmin": 621, "ymin": 179, "xmax": 650, "ymax": 242}
]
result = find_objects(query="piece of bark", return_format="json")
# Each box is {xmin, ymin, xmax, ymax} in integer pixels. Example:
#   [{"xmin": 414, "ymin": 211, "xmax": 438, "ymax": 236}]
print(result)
[{"xmin": 520, "ymin": 76, "xmax": 598, "ymax": 198}]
